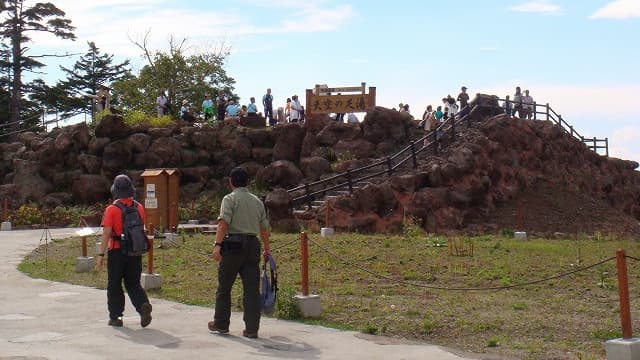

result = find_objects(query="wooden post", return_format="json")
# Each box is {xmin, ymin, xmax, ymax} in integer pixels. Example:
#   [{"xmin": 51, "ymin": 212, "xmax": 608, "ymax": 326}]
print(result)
[
  {"xmin": 81, "ymin": 236, "xmax": 87, "ymax": 257},
  {"xmin": 433, "ymin": 131, "xmax": 439, "ymax": 156},
  {"xmin": 545, "ymin": 103, "xmax": 549, "ymax": 121},
  {"xmin": 605, "ymin": 138, "xmax": 609, "ymax": 157},
  {"xmin": 3, "ymin": 197, "xmax": 7, "ymax": 222},
  {"xmin": 304, "ymin": 183, "xmax": 312, "ymax": 210},
  {"xmin": 147, "ymin": 224, "xmax": 155, "ymax": 274},
  {"xmin": 451, "ymin": 117, "xmax": 456, "ymax": 141},
  {"xmin": 517, "ymin": 201, "xmax": 523, "ymax": 231},
  {"xmin": 300, "ymin": 232, "xmax": 309, "ymax": 296},
  {"xmin": 616, "ymin": 249, "xmax": 632, "ymax": 339},
  {"xmin": 533, "ymin": 102, "xmax": 537, "ymax": 120},
  {"xmin": 386, "ymin": 156, "xmax": 393, "ymax": 176},
  {"xmin": 325, "ymin": 200, "xmax": 330, "ymax": 228}
]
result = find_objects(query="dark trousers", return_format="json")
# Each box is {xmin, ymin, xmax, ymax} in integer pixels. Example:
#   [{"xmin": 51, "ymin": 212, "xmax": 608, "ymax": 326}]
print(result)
[
  {"xmin": 107, "ymin": 249, "xmax": 149, "ymax": 320},
  {"xmin": 265, "ymin": 106, "xmax": 274, "ymax": 126},
  {"xmin": 217, "ymin": 106, "xmax": 226, "ymax": 121},
  {"xmin": 214, "ymin": 237, "xmax": 261, "ymax": 332}
]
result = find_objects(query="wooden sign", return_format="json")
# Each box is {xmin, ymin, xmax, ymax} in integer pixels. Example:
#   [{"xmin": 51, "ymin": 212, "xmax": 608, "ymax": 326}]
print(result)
[{"xmin": 306, "ymin": 83, "xmax": 376, "ymax": 116}]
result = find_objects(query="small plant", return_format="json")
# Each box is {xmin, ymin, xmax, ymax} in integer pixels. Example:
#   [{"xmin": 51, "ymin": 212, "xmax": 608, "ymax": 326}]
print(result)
[
  {"xmin": 487, "ymin": 337, "xmax": 499, "ymax": 347},
  {"xmin": 10, "ymin": 204, "xmax": 43, "ymax": 226},
  {"xmin": 512, "ymin": 302, "xmax": 528, "ymax": 311},
  {"xmin": 362, "ymin": 323, "xmax": 378, "ymax": 335},
  {"xmin": 422, "ymin": 318, "xmax": 439, "ymax": 334},
  {"xmin": 501, "ymin": 228, "xmax": 515, "ymax": 238},
  {"xmin": 275, "ymin": 285, "xmax": 301, "ymax": 320},
  {"xmin": 591, "ymin": 328, "xmax": 621, "ymax": 341},
  {"xmin": 403, "ymin": 216, "xmax": 423, "ymax": 239},
  {"xmin": 123, "ymin": 109, "xmax": 148, "ymax": 126},
  {"xmin": 148, "ymin": 115, "xmax": 174, "ymax": 127}
]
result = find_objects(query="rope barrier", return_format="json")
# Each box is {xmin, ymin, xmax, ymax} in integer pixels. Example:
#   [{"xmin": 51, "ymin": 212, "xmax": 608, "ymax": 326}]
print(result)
[
  {"xmin": 308, "ymin": 237, "xmax": 616, "ymax": 291},
  {"xmin": 625, "ymin": 255, "xmax": 640, "ymax": 262},
  {"xmin": 156, "ymin": 232, "xmax": 300, "ymax": 258}
]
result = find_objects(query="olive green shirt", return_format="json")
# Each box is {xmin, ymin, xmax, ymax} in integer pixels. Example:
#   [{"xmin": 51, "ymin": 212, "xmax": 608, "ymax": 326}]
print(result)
[{"xmin": 218, "ymin": 187, "xmax": 269, "ymax": 235}]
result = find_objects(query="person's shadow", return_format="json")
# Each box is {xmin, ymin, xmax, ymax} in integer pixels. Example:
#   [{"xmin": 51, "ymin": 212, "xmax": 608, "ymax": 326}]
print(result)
[
  {"xmin": 114, "ymin": 327, "xmax": 182, "ymax": 349},
  {"xmin": 219, "ymin": 333, "xmax": 321, "ymax": 359}
]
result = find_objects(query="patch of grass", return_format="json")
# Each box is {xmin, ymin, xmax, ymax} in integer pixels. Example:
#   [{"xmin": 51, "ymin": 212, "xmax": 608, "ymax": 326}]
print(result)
[{"xmin": 17, "ymin": 232, "xmax": 640, "ymax": 360}]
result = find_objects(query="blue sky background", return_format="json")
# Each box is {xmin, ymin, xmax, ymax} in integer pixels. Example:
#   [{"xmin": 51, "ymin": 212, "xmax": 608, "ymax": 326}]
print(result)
[{"xmin": 25, "ymin": 0, "xmax": 640, "ymax": 163}]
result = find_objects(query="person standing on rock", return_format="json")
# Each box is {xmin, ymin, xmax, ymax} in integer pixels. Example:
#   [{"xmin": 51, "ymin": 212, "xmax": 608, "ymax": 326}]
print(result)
[
  {"xmin": 503, "ymin": 95, "xmax": 513, "ymax": 116},
  {"xmin": 513, "ymin": 87, "xmax": 523, "ymax": 118},
  {"xmin": 209, "ymin": 167, "xmax": 271, "ymax": 339},
  {"xmin": 156, "ymin": 92, "xmax": 168, "ymax": 117},
  {"xmin": 523, "ymin": 90, "xmax": 534, "ymax": 119},
  {"xmin": 457, "ymin": 86, "xmax": 470, "ymax": 110},
  {"xmin": 262, "ymin": 88, "xmax": 274, "ymax": 126},
  {"xmin": 202, "ymin": 94, "xmax": 214, "ymax": 122},
  {"xmin": 290, "ymin": 95, "xmax": 303, "ymax": 123},
  {"xmin": 216, "ymin": 90, "xmax": 228, "ymax": 122},
  {"xmin": 96, "ymin": 174, "xmax": 152, "ymax": 328}
]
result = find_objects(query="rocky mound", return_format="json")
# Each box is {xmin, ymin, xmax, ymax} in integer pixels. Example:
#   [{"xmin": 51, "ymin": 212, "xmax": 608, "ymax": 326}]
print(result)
[{"xmin": 307, "ymin": 114, "xmax": 640, "ymax": 235}]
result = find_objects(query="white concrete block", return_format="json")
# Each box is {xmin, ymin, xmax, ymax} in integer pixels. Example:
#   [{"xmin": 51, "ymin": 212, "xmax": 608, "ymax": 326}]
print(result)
[
  {"xmin": 320, "ymin": 227, "xmax": 334, "ymax": 237},
  {"xmin": 294, "ymin": 294, "xmax": 321, "ymax": 318},
  {"xmin": 162, "ymin": 233, "xmax": 180, "ymax": 247},
  {"xmin": 75, "ymin": 257, "xmax": 95, "ymax": 273},
  {"xmin": 605, "ymin": 338, "xmax": 640, "ymax": 360},
  {"xmin": 141, "ymin": 273, "xmax": 162, "ymax": 290},
  {"xmin": 1, "ymin": 221, "xmax": 11, "ymax": 231},
  {"xmin": 514, "ymin": 231, "xmax": 527, "ymax": 240}
]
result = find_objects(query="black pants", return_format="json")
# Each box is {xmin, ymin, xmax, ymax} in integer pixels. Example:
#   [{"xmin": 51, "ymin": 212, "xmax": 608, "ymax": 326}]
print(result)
[
  {"xmin": 214, "ymin": 236, "xmax": 261, "ymax": 332},
  {"xmin": 107, "ymin": 249, "xmax": 149, "ymax": 320},
  {"xmin": 264, "ymin": 106, "xmax": 273, "ymax": 126},
  {"xmin": 217, "ymin": 105, "xmax": 226, "ymax": 121}
]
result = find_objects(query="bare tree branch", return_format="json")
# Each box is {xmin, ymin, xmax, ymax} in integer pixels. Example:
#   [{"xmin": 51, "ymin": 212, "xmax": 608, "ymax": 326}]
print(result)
[{"xmin": 128, "ymin": 29, "xmax": 155, "ymax": 71}]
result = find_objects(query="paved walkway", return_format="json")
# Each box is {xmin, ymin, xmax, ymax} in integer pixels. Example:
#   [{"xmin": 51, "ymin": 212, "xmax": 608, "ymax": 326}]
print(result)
[{"xmin": 0, "ymin": 228, "xmax": 490, "ymax": 360}]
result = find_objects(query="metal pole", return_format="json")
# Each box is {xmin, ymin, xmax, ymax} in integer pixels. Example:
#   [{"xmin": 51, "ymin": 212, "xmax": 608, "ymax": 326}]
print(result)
[
  {"xmin": 300, "ymin": 232, "xmax": 309, "ymax": 296},
  {"xmin": 325, "ymin": 200, "xmax": 330, "ymax": 228},
  {"xmin": 147, "ymin": 224, "xmax": 155, "ymax": 274},
  {"xmin": 616, "ymin": 249, "xmax": 632, "ymax": 339},
  {"xmin": 304, "ymin": 183, "xmax": 312, "ymax": 210},
  {"xmin": 346, "ymin": 169, "xmax": 353, "ymax": 193},
  {"xmin": 546, "ymin": 103, "xmax": 549, "ymax": 121},
  {"xmin": 386, "ymin": 156, "xmax": 393, "ymax": 176},
  {"xmin": 533, "ymin": 102, "xmax": 537, "ymax": 120},
  {"xmin": 606, "ymin": 138, "xmax": 609, "ymax": 157},
  {"xmin": 410, "ymin": 141, "xmax": 417, "ymax": 169}
]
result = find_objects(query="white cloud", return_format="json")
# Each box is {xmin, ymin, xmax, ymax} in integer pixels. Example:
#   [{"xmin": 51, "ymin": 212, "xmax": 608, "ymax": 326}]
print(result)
[
  {"xmin": 509, "ymin": 1, "xmax": 562, "ymax": 14},
  {"xmin": 610, "ymin": 126, "xmax": 640, "ymax": 162},
  {"xmin": 590, "ymin": 0, "xmax": 640, "ymax": 19}
]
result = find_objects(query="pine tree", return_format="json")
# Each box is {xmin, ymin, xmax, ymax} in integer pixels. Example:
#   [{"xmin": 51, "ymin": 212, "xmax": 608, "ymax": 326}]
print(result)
[
  {"xmin": 0, "ymin": 0, "xmax": 75, "ymax": 134},
  {"xmin": 57, "ymin": 41, "xmax": 130, "ymax": 119}
]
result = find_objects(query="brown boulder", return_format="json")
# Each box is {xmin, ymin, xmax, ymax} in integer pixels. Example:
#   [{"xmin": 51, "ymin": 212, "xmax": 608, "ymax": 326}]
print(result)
[
  {"xmin": 72, "ymin": 174, "xmax": 111, "ymax": 204},
  {"xmin": 361, "ymin": 107, "xmax": 412, "ymax": 145},
  {"xmin": 390, "ymin": 175, "xmax": 416, "ymax": 193},
  {"xmin": 180, "ymin": 166, "xmax": 211, "ymax": 184},
  {"xmin": 102, "ymin": 140, "xmax": 133, "ymax": 173},
  {"xmin": 272, "ymin": 123, "xmax": 304, "ymax": 162},
  {"xmin": 95, "ymin": 114, "xmax": 130, "ymax": 140},
  {"xmin": 232, "ymin": 136, "xmax": 253, "ymax": 163},
  {"xmin": 240, "ymin": 114, "xmax": 266, "ymax": 128},
  {"xmin": 300, "ymin": 156, "xmax": 333, "ymax": 181},
  {"xmin": 12, "ymin": 159, "xmax": 53, "ymax": 204},
  {"xmin": 77, "ymin": 154, "xmax": 102, "ymax": 174},
  {"xmin": 316, "ymin": 122, "xmax": 362, "ymax": 146},
  {"xmin": 252, "ymin": 147, "xmax": 274, "ymax": 165},
  {"xmin": 148, "ymin": 127, "xmax": 174, "ymax": 139},
  {"xmin": 265, "ymin": 188, "xmax": 293, "ymax": 221},
  {"xmin": 88, "ymin": 137, "xmax": 111, "ymax": 156},
  {"xmin": 300, "ymin": 132, "xmax": 318, "ymax": 157},
  {"xmin": 304, "ymin": 113, "xmax": 332, "ymax": 133},
  {"xmin": 128, "ymin": 133, "xmax": 151, "ymax": 153},
  {"xmin": 148, "ymin": 137, "xmax": 182, "ymax": 167},
  {"xmin": 334, "ymin": 139, "xmax": 376, "ymax": 159},
  {"xmin": 256, "ymin": 160, "xmax": 303, "ymax": 188},
  {"xmin": 244, "ymin": 128, "xmax": 273, "ymax": 148}
]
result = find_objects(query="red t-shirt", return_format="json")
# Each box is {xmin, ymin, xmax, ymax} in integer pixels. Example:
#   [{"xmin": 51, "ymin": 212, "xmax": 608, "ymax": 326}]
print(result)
[{"xmin": 102, "ymin": 198, "xmax": 146, "ymax": 250}]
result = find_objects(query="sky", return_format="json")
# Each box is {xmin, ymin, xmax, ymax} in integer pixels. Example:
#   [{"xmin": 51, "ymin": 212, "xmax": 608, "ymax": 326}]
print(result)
[{"xmin": 21, "ymin": 0, "xmax": 640, "ymax": 164}]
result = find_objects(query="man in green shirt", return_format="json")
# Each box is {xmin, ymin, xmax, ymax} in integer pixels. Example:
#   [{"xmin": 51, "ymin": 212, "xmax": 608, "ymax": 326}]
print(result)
[{"xmin": 209, "ymin": 167, "xmax": 271, "ymax": 338}]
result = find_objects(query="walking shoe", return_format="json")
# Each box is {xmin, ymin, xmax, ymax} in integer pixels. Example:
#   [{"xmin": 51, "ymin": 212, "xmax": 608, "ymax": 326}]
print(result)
[
  {"xmin": 242, "ymin": 330, "xmax": 258, "ymax": 339},
  {"xmin": 139, "ymin": 302, "xmax": 152, "ymax": 328},
  {"xmin": 108, "ymin": 318, "xmax": 123, "ymax": 327},
  {"xmin": 207, "ymin": 321, "xmax": 229, "ymax": 334}
]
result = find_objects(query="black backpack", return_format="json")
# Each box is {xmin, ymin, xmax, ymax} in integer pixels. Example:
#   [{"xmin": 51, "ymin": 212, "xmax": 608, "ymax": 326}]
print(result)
[{"xmin": 114, "ymin": 200, "xmax": 149, "ymax": 256}]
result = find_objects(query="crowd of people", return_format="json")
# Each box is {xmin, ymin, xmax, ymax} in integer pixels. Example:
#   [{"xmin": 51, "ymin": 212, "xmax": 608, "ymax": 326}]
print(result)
[
  {"xmin": 155, "ymin": 88, "xmax": 308, "ymax": 126},
  {"xmin": 504, "ymin": 86, "xmax": 535, "ymax": 119}
]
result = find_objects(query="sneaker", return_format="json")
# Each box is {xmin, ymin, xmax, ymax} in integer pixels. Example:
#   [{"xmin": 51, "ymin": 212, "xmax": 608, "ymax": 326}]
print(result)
[
  {"xmin": 207, "ymin": 321, "xmax": 229, "ymax": 334},
  {"xmin": 139, "ymin": 302, "xmax": 152, "ymax": 328},
  {"xmin": 108, "ymin": 318, "xmax": 123, "ymax": 327},
  {"xmin": 242, "ymin": 329, "xmax": 258, "ymax": 339}
]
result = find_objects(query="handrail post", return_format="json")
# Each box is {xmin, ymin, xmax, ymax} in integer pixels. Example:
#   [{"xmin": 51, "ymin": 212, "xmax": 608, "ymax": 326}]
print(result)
[
  {"xmin": 533, "ymin": 102, "xmax": 537, "ymax": 120},
  {"xmin": 466, "ymin": 112, "xmax": 471, "ymax": 128},
  {"xmin": 386, "ymin": 156, "xmax": 393, "ymax": 176},
  {"xmin": 569, "ymin": 125, "xmax": 574, "ymax": 137},
  {"xmin": 451, "ymin": 118, "xmax": 456, "ymax": 141},
  {"xmin": 300, "ymin": 232, "xmax": 309, "ymax": 296},
  {"xmin": 546, "ymin": 103, "xmax": 549, "ymax": 121},
  {"xmin": 433, "ymin": 130, "xmax": 439, "ymax": 156},
  {"xmin": 147, "ymin": 224, "xmax": 155, "ymax": 274},
  {"xmin": 304, "ymin": 183, "xmax": 312, "ymax": 210},
  {"xmin": 409, "ymin": 141, "xmax": 417, "ymax": 169},
  {"xmin": 3, "ymin": 197, "xmax": 7, "ymax": 222},
  {"xmin": 593, "ymin": 137, "xmax": 597, "ymax": 152},
  {"xmin": 346, "ymin": 169, "xmax": 353, "ymax": 193},
  {"xmin": 605, "ymin": 138, "xmax": 609, "ymax": 157},
  {"xmin": 616, "ymin": 249, "xmax": 632, "ymax": 339}
]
